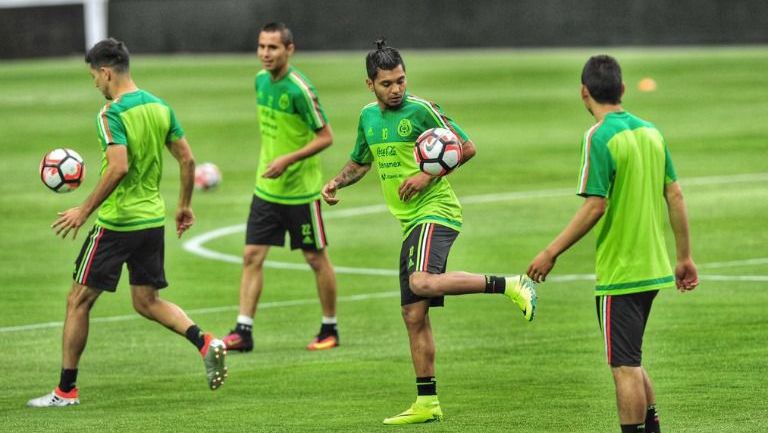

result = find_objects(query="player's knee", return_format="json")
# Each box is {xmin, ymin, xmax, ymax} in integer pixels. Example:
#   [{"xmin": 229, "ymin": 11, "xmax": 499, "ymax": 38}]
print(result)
[
  {"xmin": 303, "ymin": 250, "xmax": 328, "ymax": 272},
  {"xmin": 66, "ymin": 284, "xmax": 97, "ymax": 313},
  {"xmin": 401, "ymin": 306, "xmax": 426, "ymax": 328},
  {"xmin": 409, "ymin": 272, "xmax": 436, "ymax": 297},
  {"xmin": 610, "ymin": 365, "xmax": 643, "ymax": 383},
  {"xmin": 243, "ymin": 248, "xmax": 266, "ymax": 269},
  {"xmin": 131, "ymin": 291, "xmax": 156, "ymax": 315}
]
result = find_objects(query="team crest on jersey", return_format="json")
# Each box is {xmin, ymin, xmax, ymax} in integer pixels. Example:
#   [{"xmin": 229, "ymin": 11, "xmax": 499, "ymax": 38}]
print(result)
[
  {"xmin": 278, "ymin": 93, "xmax": 290, "ymax": 110},
  {"xmin": 397, "ymin": 119, "xmax": 413, "ymax": 137},
  {"xmin": 367, "ymin": 127, "xmax": 374, "ymax": 137}
]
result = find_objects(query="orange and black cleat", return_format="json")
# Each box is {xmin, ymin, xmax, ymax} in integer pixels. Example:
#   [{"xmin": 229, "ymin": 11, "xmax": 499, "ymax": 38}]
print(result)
[{"xmin": 306, "ymin": 334, "xmax": 339, "ymax": 351}]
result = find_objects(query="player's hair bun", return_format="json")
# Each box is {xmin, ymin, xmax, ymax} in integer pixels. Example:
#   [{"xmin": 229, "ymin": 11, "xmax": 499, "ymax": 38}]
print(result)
[{"xmin": 375, "ymin": 38, "xmax": 387, "ymax": 50}]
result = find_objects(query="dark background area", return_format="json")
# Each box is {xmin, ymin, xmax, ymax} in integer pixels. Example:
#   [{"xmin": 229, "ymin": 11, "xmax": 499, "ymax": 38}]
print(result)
[{"xmin": 2, "ymin": 0, "xmax": 767, "ymax": 58}]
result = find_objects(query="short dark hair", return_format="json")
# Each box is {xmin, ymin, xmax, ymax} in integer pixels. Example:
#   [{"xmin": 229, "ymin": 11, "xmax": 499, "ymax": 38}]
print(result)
[
  {"xmin": 365, "ymin": 39, "xmax": 405, "ymax": 79},
  {"xmin": 261, "ymin": 22, "xmax": 294, "ymax": 46},
  {"xmin": 85, "ymin": 37, "xmax": 130, "ymax": 73},
  {"xmin": 581, "ymin": 55, "xmax": 623, "ymax": 104}
]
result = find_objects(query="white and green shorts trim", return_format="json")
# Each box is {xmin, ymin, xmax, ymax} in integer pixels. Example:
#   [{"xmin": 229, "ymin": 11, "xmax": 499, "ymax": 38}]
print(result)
[{"xmin": 73, "ymin": 226, "xmax": 105, "ymax": 285}]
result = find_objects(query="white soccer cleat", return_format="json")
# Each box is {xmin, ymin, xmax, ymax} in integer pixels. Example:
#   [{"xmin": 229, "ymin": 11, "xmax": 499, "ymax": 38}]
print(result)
[
  {"xmin": 202, "ymin": 335, "xmax": 228, "ymax": 390},
  {"xmin": 27, "ymin": 388, "xmax": 80, "ymax": 408}
]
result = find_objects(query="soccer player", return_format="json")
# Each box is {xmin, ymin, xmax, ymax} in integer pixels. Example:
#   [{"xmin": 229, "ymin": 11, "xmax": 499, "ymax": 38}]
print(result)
[
  {"xmin": 321, "ymin": 40, "xmax": 538, "ymax": 425},
  {"xmin": 221, "ymin": 22, "xmax": 339, "ymax": 352},
  {"xmin": 26, "ymin": 38, "xmax": 227, "ymax": 408},
  {"xmin": 527, "ymin": 55, "xmax": 699, "ymax": 433}
]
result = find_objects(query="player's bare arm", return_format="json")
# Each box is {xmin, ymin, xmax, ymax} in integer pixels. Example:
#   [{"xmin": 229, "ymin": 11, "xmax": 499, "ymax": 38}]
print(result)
[
  {"xmin": 52, "ymin": 145, "xmax": 129, "ymax": 240},
  {"xmin": 664, "ymin": 182, "xmax": 698, "ymax": 291},
  {"xmin": 398, "ymin": 172, "xmax": 434, "ymax": 202},
  {"xmin": 262, "ymin": 124, "xmax": 334, "ymax": 179},
  {"xmin": 321, "ymin": 160, "xmax": 371, "ymax": 205},
  {"xmin": 167, "ymin": 137, "xmax": 196, "ymax": 238},
  {"xmin": 399, "ymin": 138, "xmax": 476, "ymax": 202},
  {"xmin": 459, "ymin": 139, "xmax": 476, "ymax": 164},
  {"xmin": 527, "ymin": 195, "xmax": 606, "ymax": 282}
]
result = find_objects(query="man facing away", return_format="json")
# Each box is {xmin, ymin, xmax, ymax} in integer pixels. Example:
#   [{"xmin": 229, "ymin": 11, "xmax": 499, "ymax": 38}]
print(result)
[
  {"xmin": 222, "ymin": 22, "xmax": 339, "ymax": 352},
  {"xmin": 28, "ymin": 38, "xmax": 227, "ymax": 408},
  {"xmin": 321, "ymin": 40, "xmax": 538, "ymax": 425},
  {"xmin": 527, "ymin": 55, "xmax": 699, "ymax": 433}
]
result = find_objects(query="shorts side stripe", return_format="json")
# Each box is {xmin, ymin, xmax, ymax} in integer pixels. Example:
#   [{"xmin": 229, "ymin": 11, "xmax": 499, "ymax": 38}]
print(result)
[
  {"xmin": 420, "ymin": 224, "xmax": 434, "ymax": 272},
  {"xmin": 77, "ymin": 227, "xmax": 104, "ymax": 284},
  {"xmin": 414, "ymin": 224, "xmax": 426, "ymax": 271},
  {"xmin": 311, "ymin": 200, "xmax": 327, "ymax": 249},
  {"xmin": 74, "ymin": 227, "xmax": 99, "ymax": 282},
  {"xmin": 603, "ymin": 295, "xmax": 613, "ymax": 364},
  {"xmin": 416, "ymin": 224, "xmax": 426, "ymax": 271}
]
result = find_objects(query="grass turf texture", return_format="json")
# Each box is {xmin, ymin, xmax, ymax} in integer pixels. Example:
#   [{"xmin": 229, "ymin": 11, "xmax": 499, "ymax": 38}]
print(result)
[{"xmin": 1, "ymin": 47, "xmax": 767, "ymax": 432}]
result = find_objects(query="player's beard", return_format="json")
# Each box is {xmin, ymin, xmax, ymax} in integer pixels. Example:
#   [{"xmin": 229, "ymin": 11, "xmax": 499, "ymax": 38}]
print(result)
[{"xmin": 382, "ymin": 93, "xmax": 403, "ymax": 109}]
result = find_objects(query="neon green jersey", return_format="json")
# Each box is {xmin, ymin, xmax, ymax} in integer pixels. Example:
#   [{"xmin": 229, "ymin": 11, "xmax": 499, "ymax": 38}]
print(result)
[
  {"xmin": 253, "ymin": 67, "xmax": 328, "ymax": 204},
  {"xmin": 350, "ymin": 94, "xmax": 469, "ymax": 237},
  {"xmin": 95, "ymin": 89, "xmax": 184, "ymax": 232},
  {"xmin": 577, "ymin": 111, "xmax": 678, "ymax": 296}
]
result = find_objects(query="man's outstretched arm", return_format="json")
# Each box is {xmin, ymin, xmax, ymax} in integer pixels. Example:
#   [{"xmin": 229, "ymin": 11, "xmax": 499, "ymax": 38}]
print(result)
[
  {"xmin": 321, "ymin": 160, "xmax": 371, "ymax": 206},
  {"xmin": 527, "ymin": 195, "xmax": 606, "ymax": 282}
]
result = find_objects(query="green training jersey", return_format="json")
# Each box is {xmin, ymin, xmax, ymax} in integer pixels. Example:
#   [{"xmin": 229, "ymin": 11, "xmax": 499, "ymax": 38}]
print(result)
[
  {"xmin": 253, "ymin": 66, "xmax": 328, "ymax": 204},
  {"xmin": 577, "ymin": 111, "xmax": 678, "ymax": 296},
  {"xmin": 350, "ymin": 94, "xmax": 469, "ymax": 237},
  {"xmin": 95, "ymin": 89, "xmax": 184, "ymax": 232}
]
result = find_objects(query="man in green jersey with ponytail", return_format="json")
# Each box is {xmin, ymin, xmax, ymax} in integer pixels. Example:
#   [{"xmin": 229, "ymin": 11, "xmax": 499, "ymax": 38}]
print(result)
[
  {"xmin": 28, "ymin": 38, "xmax": 226, "ymax": 408},
  {"xmin": 322, "ymin": 40, "xmax": 538, "ymax": 425},
  {"xmin": 528, "ymin": 55, "xmax": 699, "ymax": 433},
  {"xmin": 222, "ymin": 23, "xmax": 339, "ymax": 352}
]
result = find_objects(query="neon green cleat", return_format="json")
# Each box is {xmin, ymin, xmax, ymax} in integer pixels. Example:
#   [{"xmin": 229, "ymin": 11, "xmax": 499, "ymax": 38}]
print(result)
[
  {"xmin": 504, "ymin": 275, "xmax": 538, "ymax": 321},
  {"xmin": 383, "ymin": 396, "xmax": 444, "ymax": 425}
]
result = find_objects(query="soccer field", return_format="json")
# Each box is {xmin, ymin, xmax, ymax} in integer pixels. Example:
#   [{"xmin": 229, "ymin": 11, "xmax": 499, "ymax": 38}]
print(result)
[{"xmin": 1, "ymin": 47, "xmax": 767, "ymax": 433}]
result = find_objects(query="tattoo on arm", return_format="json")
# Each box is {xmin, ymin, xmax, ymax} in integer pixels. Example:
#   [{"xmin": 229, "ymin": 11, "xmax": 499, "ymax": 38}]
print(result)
[{"xmin": 334, "ymin": 161, "xmax": 371, "ymax": 188}]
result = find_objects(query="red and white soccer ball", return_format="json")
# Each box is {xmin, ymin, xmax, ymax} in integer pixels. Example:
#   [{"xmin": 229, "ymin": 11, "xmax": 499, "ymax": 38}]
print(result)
[
  {"xmin": 39, "ymin": 148, "xmax": 86, "ymax": 193},
  {"xmin": 194, "ymin": 162, "xmax": 222, "ymax": 191},
  {"xmin": 414, "ymin": 127, "xmax": 463, "ymax": 176}
]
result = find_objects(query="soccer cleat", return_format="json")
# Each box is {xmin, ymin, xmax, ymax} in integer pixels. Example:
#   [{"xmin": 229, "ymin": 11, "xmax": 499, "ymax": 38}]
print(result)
[
  {"xmin": 306, "ymin": 334, "xmax": 339, "ymax": 351},
  {"xmin": 27, "ymin": 387, "xmax": 79, "ymax": 408},
  {"xmin": 221, "ymin": 330, "xmax": 253, "ymax": 352},
  {"xmin": 201, "ymin": 334, "xmax": 228, "ymax": 390},
  {"xmin": 504, "ymin": 274, "xmax": 538, "ymax": 322},
  {"xmin": 383, "ymin": 396, "xmax": 444, "ymax": 425}
]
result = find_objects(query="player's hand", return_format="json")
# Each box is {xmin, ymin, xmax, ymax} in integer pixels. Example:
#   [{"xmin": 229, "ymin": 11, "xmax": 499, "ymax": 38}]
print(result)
[
  {"xmin": 398, "ymin": 172, "xmax": 433, "ymax": 202},
  {"xmin": 262, "ymin": 155, "xmax": 293, "ymax": 179},
  {"xmin": 176, "ymin": 207, "xmax": 195, "ymax": 238},
  {"xmin": 675, "ymin": 257, "xmax": 699, "ymax": 292},
  {"xmin": 52, "ymin": 206, "xmax": 88, "ymax": 239},
  {"xmin": 527, "ymin": 250, "xmax": 556, "ymax": 283},
  {"xmin": 321, "ymin": 180, "xmax": 340, "ymax": 206}
]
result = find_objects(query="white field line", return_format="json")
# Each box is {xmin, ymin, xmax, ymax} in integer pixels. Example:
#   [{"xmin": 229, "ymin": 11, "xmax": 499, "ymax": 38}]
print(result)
[
  {"xmin": 183, "ymin": 172, "xmax": 768, "ymax": 275},
  {"xmin": 697, "ymin": 257, "xmax": 768, "ymax": 269},
  {"xmin": 1, "ymin": 271, "xmax": 765, "ymax": 334},
  {"xmin": 3, "ymin": 172, "xmax": 766, "ymax": 334}
]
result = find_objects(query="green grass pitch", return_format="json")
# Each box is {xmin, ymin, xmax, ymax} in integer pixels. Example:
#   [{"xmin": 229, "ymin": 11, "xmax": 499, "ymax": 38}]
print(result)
[{"xmin": 0, "ymin": 47, "xmax": 767, "ymax": 432}]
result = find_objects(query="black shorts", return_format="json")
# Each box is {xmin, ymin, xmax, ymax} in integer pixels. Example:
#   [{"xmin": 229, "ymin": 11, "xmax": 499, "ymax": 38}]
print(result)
[
  {"xmin": 596, "ymin": 290, "xmax": 658, "ymax": 367},
  {"xmin": 72, "ymin": 225, "xmax": 168, "ymax": 292},
  {"xmin": 399, "ymin": 223, "xmax": 459, "ymax": 307},
  {"xmin": 245, "ymin": 195, "xmax": 328, "ymax": 251}
]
